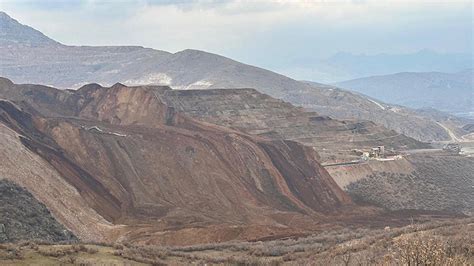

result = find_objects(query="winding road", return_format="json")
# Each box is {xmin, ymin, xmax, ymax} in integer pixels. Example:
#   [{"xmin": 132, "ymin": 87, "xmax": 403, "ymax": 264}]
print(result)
[{"xmin": 436, "ymin": 122, "xmax": 461, "ymax": 142}]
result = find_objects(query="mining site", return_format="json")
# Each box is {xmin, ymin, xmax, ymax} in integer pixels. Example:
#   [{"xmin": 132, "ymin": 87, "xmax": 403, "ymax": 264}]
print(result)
[{"xmin": 0, "ymin": 4, "xmax": 472, "ymax": 265}]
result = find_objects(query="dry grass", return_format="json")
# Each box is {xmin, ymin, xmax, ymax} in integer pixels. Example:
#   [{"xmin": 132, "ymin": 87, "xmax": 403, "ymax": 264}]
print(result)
[
  {"xmin": 109, "ymin": 218, "xmax": 473, "ymax": 265},
  {"xmin": 1, "ymin": 218, "xmax": 472, "ymax": 265}
]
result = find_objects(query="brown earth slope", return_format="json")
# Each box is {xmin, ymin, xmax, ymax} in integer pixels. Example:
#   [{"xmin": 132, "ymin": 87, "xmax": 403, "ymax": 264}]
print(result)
[
  {"xmin": 0, "ymin": 78, "xmax": 361, "ymax": 245},
  {"xmin": 159, "ymin": 88, "xmax": 428, "ymax": 163},
  {"xmin": 154, "ymin": 87, "xmax": 473, "ymax": 216}
]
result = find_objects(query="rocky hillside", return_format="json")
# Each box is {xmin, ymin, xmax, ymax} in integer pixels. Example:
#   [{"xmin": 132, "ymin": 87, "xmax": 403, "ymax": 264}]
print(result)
[
  {"xmin": 291, "ymin": 83, "xmax": 470, "ymax": 142},
  {"xmin": 0, "ymin": 11, "xmax": 58, "ymax": 47},
  {"xmin": 156, "ymin": 87, "xmax": 474, "ymax": 215},
  {"xmin": 0, "ymin": 11, "xmax": 468, "ymax": 142},
  {"xmin": 345, "ymin": 153, "xmax": 474, "ymax": 215},
  {"xmin": 159, "ymin": 88, "xmax": 427, "ymax": 163},
  {"xmin": 0, "ymin": 78, "xmax": 363, "ymax": 245},
  {"xmin": 0, "ymin": 179, "xmax": 76, "ymax": 243}
]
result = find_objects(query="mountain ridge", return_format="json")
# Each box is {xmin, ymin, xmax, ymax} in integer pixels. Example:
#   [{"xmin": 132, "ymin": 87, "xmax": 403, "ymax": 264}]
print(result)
[
  {"xmin": 335, "ymin": 69, "xmax": 474, "ymax": 118},
  {"xmin": 0, "ymin": 11, "xmax": 59, "ymax": 47},
  {"xmin": 0, "ymin": 12, "xmax": 471, "ymax": 142}
]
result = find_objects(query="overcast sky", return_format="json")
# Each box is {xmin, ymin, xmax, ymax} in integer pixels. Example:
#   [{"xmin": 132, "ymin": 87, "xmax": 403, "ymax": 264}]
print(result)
[{"xmin": 1, "ymin": 0, "xmax": 472, "ymax": 76}]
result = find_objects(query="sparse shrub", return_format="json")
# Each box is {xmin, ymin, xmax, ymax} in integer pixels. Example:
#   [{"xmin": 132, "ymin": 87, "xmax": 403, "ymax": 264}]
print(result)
[
  {"xmin": 114, "ymin": 246, "xmax": 168, "ymax": 265},
  {"xmin": 69, "ymin": 244, "xmax": 98, "ymax": 254},
  {"xmin": 387, "ymin": 230, "xmax": 473, "ymax": 265},
  {"xmin": 86, "ymin": 247, "xmax": 98, "ymax": 254},
  {"xmin": 9, "ymin": 219, "xmax": 469, "ymax": 265},
  {"xmin": 113, "ymin": 243, "xmax": 125, "ymax": 250},
  {"xmin": 38, "ymin": 246, "xmax": 76, "ymax": 258},
  {"xmin": 392, "ymin": 235, "xmax": 447, "ymax": 265},
  {"xmin": 72, "ymin": 244, "xmax": 86, "ymax": 253},
  {"xmin": 282, "ymin": 253, "xmax": 295, "ymax": 261},
  {"xmin": 61, "ymin": 255, "xmax": 77, "ymax": 264},
  {"xmin": 0, "ymin": 246, "xmax": 24, "ymax": 260},
  {"xmin": 251, "ymin": 244, "xmax": 289, "ymax": 257},
  {"xmin": 28, "ymin": 242, "xmax": 39, "ymax": 251}
]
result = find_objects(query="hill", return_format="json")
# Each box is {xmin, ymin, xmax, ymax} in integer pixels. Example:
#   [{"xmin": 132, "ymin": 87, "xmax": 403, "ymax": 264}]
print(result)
[
  {"xmin": 0, "ymin": 11, "xmax": 58, "ymax": 47},
  {"xmin": 336, "ymin": 70, "xmax": 474, "ymax": 119},
  {"xmin": 0, "ymin": 78, "xmax": 364, "ymax": 245},
  {"xmin": 346, "ymin": 153, "xmax": 474, "ymax": 215},
  {"xmin": 309, "ymin": 50, "xmax": 472, "ymax": 83},
  {"xmin": 0, "ymin": 11, "xmax": 469, "ymax": 142},
  {"xmin": 159, "ymin": 88, "xmax": 427, "ymax": 163},
  {"xmin": 157, "ymin": 87, "xmax": 474, "ymax": 215},
  {"xmin": 1, "ymin": 77, "xmax": 471, "ymax": 246}
]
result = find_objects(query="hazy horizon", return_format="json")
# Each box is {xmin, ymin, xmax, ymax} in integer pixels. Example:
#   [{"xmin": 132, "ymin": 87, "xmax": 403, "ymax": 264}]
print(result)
[{"xmin": 1, "ymin": 0, "xmax": 472, "ymax": 81}]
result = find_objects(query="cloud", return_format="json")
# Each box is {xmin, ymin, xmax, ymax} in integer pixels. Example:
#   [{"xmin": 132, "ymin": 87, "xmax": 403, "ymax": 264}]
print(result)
[{"xmin": 0, "ymin": 0, "xmax": 471, "ymax": 79}]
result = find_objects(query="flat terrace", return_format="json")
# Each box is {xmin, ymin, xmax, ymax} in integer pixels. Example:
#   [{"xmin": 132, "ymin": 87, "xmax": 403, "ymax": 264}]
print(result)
[{"xmin": 159, "ymin": 88, "xmax": 427, "ymax": 163}]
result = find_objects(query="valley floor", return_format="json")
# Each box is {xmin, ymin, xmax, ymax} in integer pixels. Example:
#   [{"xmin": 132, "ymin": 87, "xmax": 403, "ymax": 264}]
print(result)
[{"xmin": 1, "ymin": 218, "xmax": 472, "ymax": 265}]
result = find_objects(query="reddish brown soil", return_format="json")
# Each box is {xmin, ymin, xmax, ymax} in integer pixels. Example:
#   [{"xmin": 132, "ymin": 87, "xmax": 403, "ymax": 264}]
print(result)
[
  {"xmin": 0, "ymin": 80, "xmax": 356, "ymax": 244},
  {"xmin": 0, "ymin": 79, "xmax": 460, "ymax": 245}
]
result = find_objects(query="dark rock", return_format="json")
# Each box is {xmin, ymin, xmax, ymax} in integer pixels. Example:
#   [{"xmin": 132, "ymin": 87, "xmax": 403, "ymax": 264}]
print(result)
[{"xmin": 0, "ymin": 179, "xmax": 77, "ymax": 243}]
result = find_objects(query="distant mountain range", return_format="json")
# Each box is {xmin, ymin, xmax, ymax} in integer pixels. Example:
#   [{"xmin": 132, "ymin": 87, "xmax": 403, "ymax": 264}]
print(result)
[
  {"xmin": 0, "ymin": 11, "xmax": 471, "ymax": 142},
  {"xmin": 284, "ymin": 50, "xmax": 473, "ymax": 83},
  {"xmin": 336, "ymin": 70, "xmax": 474, "ymax": 118}
]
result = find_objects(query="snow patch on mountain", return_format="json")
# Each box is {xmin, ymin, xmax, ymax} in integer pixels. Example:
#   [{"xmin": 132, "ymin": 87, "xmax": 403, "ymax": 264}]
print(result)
[{"xmin": 125, "ymin": 73, "xmax": 173, "ymax": 86}]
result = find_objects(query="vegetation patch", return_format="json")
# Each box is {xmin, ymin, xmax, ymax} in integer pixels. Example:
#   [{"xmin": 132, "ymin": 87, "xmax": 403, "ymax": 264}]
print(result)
[{"xmin": 0, "ymin": 179, "xmax": 77, "ymax": 243}]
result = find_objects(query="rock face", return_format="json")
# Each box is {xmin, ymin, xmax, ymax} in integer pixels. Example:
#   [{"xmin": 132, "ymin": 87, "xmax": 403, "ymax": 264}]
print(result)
[
  {"xmin": 0, "ymin": 12, "xmax": 466, "ymax": 142},
  {"xmin": 0, "ymin": 179, "xmax": 76, "ymax": 243},
  {"xmin": 0, "ymin": 78, "xmax": 355, "ymax": 245}
]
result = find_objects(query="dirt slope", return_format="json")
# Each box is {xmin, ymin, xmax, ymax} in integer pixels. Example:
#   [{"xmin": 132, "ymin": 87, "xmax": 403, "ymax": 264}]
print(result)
[
  {"xmin": 160, "ymin": 88, "xmax": 427, "ymax": 163},
  {"xmin": 0, "ymin": 78, "xmax": 358, "ymax": 245},
  {"xmin": 155, "ymin": 86, "xmax": 473, "ymax": 216}
]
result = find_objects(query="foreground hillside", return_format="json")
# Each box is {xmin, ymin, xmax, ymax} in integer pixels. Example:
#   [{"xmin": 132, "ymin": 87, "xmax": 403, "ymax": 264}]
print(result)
[
  {"xmin": 1, "ymin": 218, "xmax": 472, "ymax": 265},
  {"xmin": 0, "ymin": 11, "xmax": 469, "ymax": 143}
]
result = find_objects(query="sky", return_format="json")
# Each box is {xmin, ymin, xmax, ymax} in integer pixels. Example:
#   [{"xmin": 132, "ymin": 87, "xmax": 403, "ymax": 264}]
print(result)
[{"xmin": 0, "ymin": 0, "xmax": 472, "ymax": 79}]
